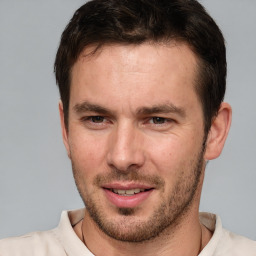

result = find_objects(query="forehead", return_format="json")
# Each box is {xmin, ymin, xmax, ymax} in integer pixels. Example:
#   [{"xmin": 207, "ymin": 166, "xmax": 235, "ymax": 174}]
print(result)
[
  {"xmin": 70, "ymin": 42, "xmax": 200, "ymax": 112},
  {"xmin": 74, "ymin": 42, "xmax": 198, "ymax": 76}
]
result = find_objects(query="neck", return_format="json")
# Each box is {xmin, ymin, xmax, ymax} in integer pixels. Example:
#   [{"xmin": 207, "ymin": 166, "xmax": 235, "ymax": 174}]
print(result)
[{"xmin": 76, "ymin": 208, "xmax": 211, "ymax": 256}]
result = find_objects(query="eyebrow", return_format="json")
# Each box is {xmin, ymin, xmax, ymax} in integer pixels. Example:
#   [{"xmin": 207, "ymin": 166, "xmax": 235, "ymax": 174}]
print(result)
[
  {"xmin": 136, "ymin": 103, "xmax": 186, "ymax": 117},
  {"xmin": 73, "ymin": 101, "xmax": 186, "ymax": 117},
  {"xmin": 73, "ymin": 101, "xmax": 112, "ymax": 115}
]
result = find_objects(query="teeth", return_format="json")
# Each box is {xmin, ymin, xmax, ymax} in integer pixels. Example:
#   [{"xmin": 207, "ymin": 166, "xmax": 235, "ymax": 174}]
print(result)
[
  {"xmin": 113, "ymin": 189, "xmax": 125, "ymax": 195},
  {"xmin": 112, "ymin": 188, "xmax": 145, "ymax": 196}
]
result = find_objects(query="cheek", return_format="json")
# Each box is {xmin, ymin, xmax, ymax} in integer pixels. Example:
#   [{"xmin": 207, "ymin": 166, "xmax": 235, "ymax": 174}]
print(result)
[
  {"xmin": 69, "ymin": 134, "xmax": 108, "ymax": 196},
  {"xmin": 68, "ymin": 129, "xmax": 108, "ymax": 171},
  {"xmin": 146, "ymin": 134, "xmax": 200, "ymax": 174}
]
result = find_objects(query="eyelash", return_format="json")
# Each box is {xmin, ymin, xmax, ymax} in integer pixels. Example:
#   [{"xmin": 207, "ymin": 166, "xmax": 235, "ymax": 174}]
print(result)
[
  {"xmin": 80, "ymin": 116, "xmax": 109, "ymax": 124},
  {"xmin": 149, "ymin": 117, "xmax": 171, "ymax": 125},
  {"xmin": 80, "ymin": 116, "xmax": 175, "ymax": 129},
  {"xmin": 87, "ymin": 116, "xmax": 106, "ymax": 123}
]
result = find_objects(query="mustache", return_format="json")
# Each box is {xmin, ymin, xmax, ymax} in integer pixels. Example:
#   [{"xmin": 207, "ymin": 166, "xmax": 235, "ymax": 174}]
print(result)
[{"xmin": 93, "ymin": 167, "xmax": 165, "ymax": 189}]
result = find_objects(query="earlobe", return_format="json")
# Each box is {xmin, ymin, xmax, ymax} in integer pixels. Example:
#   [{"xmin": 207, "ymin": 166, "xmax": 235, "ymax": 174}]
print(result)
[
  {"xmin": 204, "ymin": 102, "xmax": 232, "ymax": 160},
  {"xmin": 59, "ymin": 101, "xmax": 71, "ymax": 158}
]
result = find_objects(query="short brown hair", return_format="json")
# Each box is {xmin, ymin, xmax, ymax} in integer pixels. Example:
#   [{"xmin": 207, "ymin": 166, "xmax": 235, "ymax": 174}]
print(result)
[{"xmin": 54, "ymin": 0, "xmax": 226, "ymax": 133}]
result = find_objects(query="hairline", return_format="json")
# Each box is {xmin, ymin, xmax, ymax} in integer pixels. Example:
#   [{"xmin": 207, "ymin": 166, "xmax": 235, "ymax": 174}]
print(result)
[{"xmin": 65, "ymin": 40, "xmax": 211, "ymax": 134}]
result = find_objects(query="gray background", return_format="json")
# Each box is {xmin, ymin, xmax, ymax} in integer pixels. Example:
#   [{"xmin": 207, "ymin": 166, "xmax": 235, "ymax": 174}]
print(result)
[{"xmin": 0, "ymin": 0, "xmax": 255, "ymax": 240}]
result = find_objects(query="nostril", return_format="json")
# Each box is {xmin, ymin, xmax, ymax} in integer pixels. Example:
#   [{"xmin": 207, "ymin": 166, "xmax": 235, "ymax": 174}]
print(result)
[
  {"xmin": 106, "ymin": 129, "xmax": 146, "ymax": 170},
  {"xmin": 107, "ymin": 153, "xmax": 143, "ymax": 172}
]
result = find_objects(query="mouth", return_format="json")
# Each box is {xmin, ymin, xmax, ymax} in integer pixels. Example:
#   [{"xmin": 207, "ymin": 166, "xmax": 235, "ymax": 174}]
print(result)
[
  {"xmin": 102, "ymin": 185, "xmax": 154, "ymax": 208},
  {"xmin": 108, "ymin": 188, "xmax": 152, "ymax": 196}
]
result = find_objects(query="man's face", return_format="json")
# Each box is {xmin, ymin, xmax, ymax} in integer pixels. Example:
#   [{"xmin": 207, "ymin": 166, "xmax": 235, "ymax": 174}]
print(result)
[{"xmin": 62, "ymin": 43, "xmax": 207, "ymax": 242}]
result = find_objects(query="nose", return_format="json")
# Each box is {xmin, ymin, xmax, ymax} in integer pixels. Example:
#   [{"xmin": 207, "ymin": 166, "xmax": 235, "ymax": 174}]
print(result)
[{"xmin": 106, "ymin": 122, "xmax": 145, "ymax": 172}]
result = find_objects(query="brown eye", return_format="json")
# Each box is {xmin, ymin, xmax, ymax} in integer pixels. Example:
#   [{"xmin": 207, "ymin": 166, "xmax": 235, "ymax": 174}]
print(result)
[
  {"xmin": 90, "ymin": 116, "xmax": 105, "ymax": 123},
  {"xmin": 151, "ymin": 117, "xmax": 166, "ymax": 124}
]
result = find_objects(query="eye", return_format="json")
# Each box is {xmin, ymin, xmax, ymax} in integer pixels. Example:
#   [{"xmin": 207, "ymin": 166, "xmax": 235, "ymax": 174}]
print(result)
[
  {"xmin": 89, "ymin": 116, "xmax": 105, "ymax": 123},
  {"xmin": 150, "ymin": 117, "xmax": 168, "ymax": 124},
  {"xmin": 80, "ymin": 116, "xmax": 107, "ymax": 126}
]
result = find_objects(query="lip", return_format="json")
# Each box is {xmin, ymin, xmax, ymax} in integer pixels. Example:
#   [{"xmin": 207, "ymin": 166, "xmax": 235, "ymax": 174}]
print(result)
[
  {"xmin": 102, "ymin": 183, "xmax": 154, "ymax": 208},
  {"xmin": 103, "ymin": 182, "xmax": 153, "ymax": 190}
]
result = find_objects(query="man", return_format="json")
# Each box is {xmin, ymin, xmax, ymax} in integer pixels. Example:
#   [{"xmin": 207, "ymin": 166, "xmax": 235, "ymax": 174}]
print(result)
[{"xmin": 0, "ymin": 0, "xmax": 255, "ymax": 255}]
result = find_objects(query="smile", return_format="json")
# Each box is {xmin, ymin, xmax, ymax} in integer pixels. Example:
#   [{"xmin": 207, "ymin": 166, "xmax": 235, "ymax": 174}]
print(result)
[
  {"xmin": 111, "ymin": 188, "xmax": 147, "ymax": 196},
  {"xmin": 103, "ymin": 186, "xmax": 154, "ymax": 208}
]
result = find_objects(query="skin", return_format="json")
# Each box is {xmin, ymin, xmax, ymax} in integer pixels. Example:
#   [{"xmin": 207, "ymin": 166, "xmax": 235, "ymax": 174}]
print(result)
[{"xmin": 60, "ymin": 42, "xmax": 232, "ymax": 256}]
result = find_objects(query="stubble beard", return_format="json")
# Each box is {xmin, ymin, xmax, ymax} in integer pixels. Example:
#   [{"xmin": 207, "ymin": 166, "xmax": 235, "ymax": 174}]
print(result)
[{"xmin": 71, "ymin": 143, "xmax": 206, "ymax": 243}]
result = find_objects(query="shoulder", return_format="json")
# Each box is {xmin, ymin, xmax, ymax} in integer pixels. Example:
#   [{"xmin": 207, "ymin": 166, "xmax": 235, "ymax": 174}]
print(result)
[
  {"xmin": 199, "ymin": 212, "xmax": 256, "ymax": 256},
  {"xmin": 0, "ymin": 229, "xmax": 65, "ymax": 256},
  {"xmin": 217, "ymin": 229, "xmax": 256, "ymax": 256}
]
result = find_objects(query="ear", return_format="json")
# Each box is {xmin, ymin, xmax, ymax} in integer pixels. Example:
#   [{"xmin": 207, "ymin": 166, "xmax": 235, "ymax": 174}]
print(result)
[
  {"xmin": 59, "ymin": 101, "xmax": 71, "ymax": 158},
  {"xmin": 204, "ymin": 102, "xmax": 232, "ymax": 160}
]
